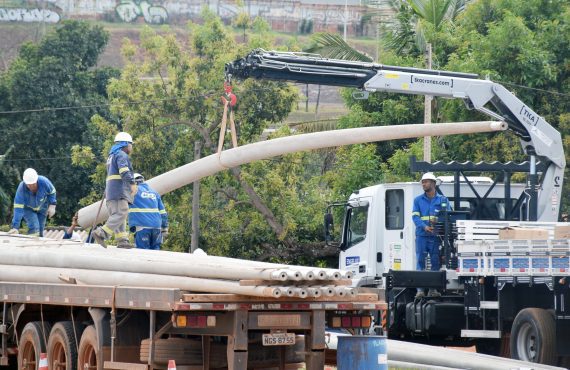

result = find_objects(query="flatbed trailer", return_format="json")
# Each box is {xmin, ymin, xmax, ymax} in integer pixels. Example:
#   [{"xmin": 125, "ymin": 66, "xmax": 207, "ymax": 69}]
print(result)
[{"xmin": 0, "ymin": 281, "xmax": 384, "ymax": 370}]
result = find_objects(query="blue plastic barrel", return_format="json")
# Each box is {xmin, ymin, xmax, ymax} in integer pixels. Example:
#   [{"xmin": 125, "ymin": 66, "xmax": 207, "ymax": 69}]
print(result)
[{"xmin": 337, "ymin": 335, "xmax": 387, "ymax": 370}]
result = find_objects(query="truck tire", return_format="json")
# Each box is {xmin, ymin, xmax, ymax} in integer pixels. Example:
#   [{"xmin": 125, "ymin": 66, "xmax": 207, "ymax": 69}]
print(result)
[
  {"xmin": 18, "ymin": 321, "xmax": 51, "ymax": 370},
  {"xmin": 77, "ymin": 325, "xmax": 98, "ymax": 370},
  {"xmin": 140, "ymin": 338, "xmax": 202, "ymax": 365},
  {"xmin": 47, "ymin": 321, "xmax": 83, "ymax": 370},
  {"xmin": 510, "ymin": 308, "xmax": 557, "ymax": 365}
]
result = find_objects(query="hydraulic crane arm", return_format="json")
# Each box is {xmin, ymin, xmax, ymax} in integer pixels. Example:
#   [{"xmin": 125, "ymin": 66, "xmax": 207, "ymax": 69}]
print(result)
[{"xmin": 226, "ymin": 50, "xmax": 565, "ymax": 221}]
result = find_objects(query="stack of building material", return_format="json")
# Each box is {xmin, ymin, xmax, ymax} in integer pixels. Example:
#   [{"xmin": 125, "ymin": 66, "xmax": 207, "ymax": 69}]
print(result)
[{"xmin": 0, "ymin": 232, "xmax": 352, "ymax": 299}]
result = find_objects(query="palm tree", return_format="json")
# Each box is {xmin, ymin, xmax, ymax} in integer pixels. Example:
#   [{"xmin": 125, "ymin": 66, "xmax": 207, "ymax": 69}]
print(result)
[
  {"xmin": 383, "ymin": 0, "xmax": 467, "ymax": 58},
  {"xmin": 303, "ymin": 33, "xmax": 372, "ymax": 126},
  {"xmin": 304, "ymin": 33, "xmax": 373, "ymax": 62}
]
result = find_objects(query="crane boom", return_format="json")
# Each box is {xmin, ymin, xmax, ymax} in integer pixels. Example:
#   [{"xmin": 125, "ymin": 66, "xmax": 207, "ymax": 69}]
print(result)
[{"xmin": 226, "ymin": 50, "xmax": 565, "ymax": 221}]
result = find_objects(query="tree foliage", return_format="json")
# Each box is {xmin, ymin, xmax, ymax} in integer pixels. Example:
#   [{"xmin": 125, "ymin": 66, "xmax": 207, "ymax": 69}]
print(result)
[{"xmin": 0, "ymin": 20, "xmax": 117, "ymax": 224}]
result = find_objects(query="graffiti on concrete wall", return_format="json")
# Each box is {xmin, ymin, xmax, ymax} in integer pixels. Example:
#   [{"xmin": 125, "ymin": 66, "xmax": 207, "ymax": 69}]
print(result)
[
  {"xmin": 0, "ymin": 8, "xmax": 60, "ymax": 23},
  {"xmin": 214, "ymin": 2, "xmax": 360, "ymax": 25},
  {"xmin": 116, "ymin": 0, "xmax": 168, "ymax": 24}
]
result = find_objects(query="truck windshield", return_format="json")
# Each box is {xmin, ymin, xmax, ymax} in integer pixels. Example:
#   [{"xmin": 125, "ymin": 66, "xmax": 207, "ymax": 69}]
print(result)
[{"xmin": 346, "ymin": 205, "xmax": 369, "ymax": 248}]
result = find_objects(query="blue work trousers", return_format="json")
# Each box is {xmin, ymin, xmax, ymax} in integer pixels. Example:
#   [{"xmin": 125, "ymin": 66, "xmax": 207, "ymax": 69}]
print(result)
[
  {"xmin": 23, "ymin": 208, "xmax": 47, "ymax": 237},
  {"xmin": 134, "ymin": 228, "xmax": 162, "ymax": 250},
  {"xmin": 416, "ymin": 236, "xmax": 440, "ymax": 271}
]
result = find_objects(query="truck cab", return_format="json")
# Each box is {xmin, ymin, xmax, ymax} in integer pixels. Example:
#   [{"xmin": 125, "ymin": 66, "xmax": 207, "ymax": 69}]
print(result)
[{"xmin": 337, "ymin": 177, "xmax": 527, "ymax": 288}]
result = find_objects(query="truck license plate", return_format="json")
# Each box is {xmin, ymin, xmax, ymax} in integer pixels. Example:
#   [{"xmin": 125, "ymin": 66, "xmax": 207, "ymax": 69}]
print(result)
[{"xmin": 262, "ymin": 333, "xmax": 295, "ymax": 346}]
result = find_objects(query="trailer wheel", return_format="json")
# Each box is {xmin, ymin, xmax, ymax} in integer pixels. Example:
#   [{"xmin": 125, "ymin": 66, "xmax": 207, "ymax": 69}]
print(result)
[
  {"xmin": 18, "ymin": 321, "xmax": 51, "ymax": 370},
  {"xmin": 510, "ymin": 308, "xmax": 557, "ymax": 365},
  {"xmin": 77, "ymin": 325, "xmax": 98, "ymax": 370},
  {"xmin": 47, "ymin": 322, "xmax": 83, "ymax": 370}
]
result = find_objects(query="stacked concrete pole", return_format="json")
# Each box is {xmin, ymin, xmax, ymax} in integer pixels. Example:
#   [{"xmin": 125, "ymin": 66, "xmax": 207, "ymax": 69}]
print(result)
[{"xmin": 0, "ymin": 233, "xmax": 352, "ymax": 299}]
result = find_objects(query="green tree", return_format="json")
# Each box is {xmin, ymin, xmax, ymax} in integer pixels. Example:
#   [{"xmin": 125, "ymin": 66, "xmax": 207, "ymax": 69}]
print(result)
[
  {"xmin": 79, "ymin": 12, "xmax": 347, "ymax": 263},
  {"xmin": 233, "ymin": 11, "xmax": 251, "ymax": 43},
  {"xmin": 440, "ymin": 0, "xmax": 570, "ymax": 214},
  {"xmin": 0, "ymin": 20, "xmax": 117, "ymax": 224},
  {"xmin": 383, "ymin": 0, "xmax": 466, "ymax": 63}
]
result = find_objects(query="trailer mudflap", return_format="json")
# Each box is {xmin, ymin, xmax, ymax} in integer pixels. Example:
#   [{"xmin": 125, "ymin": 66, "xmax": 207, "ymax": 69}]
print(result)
[{"xmin": 556, "ymin": 318, "xmax": 570, "ymax": 355}]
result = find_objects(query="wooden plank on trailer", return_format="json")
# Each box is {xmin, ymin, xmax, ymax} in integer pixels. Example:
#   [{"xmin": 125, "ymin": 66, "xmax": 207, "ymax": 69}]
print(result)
[
  {"xmin": 181, "ymin": 293, "xmax": 379, "ymax": 303},
  {"xmin": 103, "ymin": 361, "xmax": 148, "ymax": 370}
]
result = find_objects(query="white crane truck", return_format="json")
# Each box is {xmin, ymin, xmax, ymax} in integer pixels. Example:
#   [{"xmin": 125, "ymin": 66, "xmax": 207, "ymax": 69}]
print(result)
[{"xmin": 226, "ymin": 50, "xmax": 569, "ymax": 366}]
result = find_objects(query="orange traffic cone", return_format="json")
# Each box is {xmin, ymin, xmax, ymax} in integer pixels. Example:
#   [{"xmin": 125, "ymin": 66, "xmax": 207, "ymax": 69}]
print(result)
[
  {"xmin": 38, "ymin": 353, "xmax": 48, "ymax": 370},
  {"xmin": 168, "ymin": 360, "xmax": 176, "ymax": 370}
]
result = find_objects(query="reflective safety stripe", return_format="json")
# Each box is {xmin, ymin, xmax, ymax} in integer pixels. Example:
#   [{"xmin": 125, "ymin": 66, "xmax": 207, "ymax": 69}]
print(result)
[
  {"xmin": 48, "ymin": 189, "xmax": 56, "ymax": 195},
  {"xmin": 13, "ymin": 204, "xmax": 24, "ymax": 208},
  {"xmin": 159, "ymin": 210, "xmax": 167, "ymax": 214},
  {"xmin": 441, "ymin": 203, "xmax": 447, "ymax": 206},
  {"xmin": 420, "ymin": 216, "xmax": 431, "ymax": 220},
  {"xmin": 106, "ymin": 175, "xmax": 122, "ymax": 181},
  {"xmin": 102, "ymin": 225, "xmax": 113, "ymax": 236},
  {"xmin": 116, "ymin": 232, "xmax": 128, "ymax": 238},
  {"xmin": 119, "ymin": 167, "xmax": 129, "ymax": 174},
  {"xmin": 412, "ymin": 212, "xmax": 420, "ymax": 216},
  {"xmin": 129, "ymin": 208, "xmax": 160, "ymax": 213}
]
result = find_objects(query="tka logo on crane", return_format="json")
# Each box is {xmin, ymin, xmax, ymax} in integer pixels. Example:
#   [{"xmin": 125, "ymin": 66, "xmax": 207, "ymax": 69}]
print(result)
[{"xmin": 520, "ymin": 105, "xmax": 539, "ymax": 126}]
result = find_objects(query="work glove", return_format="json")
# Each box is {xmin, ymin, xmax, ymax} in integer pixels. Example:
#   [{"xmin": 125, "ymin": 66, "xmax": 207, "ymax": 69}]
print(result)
[
  {"xmin": 131, "ymin": 183, "xmax": 138, "ymax": 197},
  {"xmin": 161, "ymin": 228, "xmax": 169, "ymax": 240},
  {"xmin": 47, "ymin": 204, "xmax": 56, "ymax": 218},
  {"xmin": 8, "ymin": 228, "xmax": 19, "ymax": 235}
]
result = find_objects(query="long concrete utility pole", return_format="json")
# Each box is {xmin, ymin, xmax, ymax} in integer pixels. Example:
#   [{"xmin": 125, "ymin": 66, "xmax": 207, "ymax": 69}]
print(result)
[{"xmin": 78, "ymin": 121, "xmax": 505, "ymax": 227}]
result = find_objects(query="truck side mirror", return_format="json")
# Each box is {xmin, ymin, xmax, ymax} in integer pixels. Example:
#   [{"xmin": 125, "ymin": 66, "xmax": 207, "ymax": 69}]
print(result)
[{"xmin": 324, "ymin": 213, "xmax": 334, "ymax": 245}]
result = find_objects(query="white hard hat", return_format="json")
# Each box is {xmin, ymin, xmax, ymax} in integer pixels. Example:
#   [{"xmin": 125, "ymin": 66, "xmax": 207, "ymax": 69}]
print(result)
[
  {"xmin": 114, "ymin": 132, "xmax": 133, "ymax": 143},
  {"xmin": 421, "ymin": 172, "xmax": 437, "ymax": 182},
  {"xmin": 23, "ymin": 168, "xmax": 38, "ymax": 185}
]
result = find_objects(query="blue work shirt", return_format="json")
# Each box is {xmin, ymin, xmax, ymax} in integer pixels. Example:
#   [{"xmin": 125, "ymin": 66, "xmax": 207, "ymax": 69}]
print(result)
[
  {"xmin": 105, "ymin": 150, "xmax": 135, "ymax": 202},
  {"xmin": 11, "ymin": 176, "xmax": 56, "ymax": 229},
  {"xmin": 128, "ymin": 183, "xmax": 168, "ymax": 230},
  {"xmin": 412, "ymin": 192, "xmax": 450, "ymax": 237}
]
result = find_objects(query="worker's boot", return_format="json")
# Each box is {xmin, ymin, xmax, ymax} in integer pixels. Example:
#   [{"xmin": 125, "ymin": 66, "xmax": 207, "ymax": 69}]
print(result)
[
  {"xmin": 116, "ymin": 238, "xmax": 134, "ymax": 249},
  {"xmin": 427, "ymin": 289, "xmax": 441, "ymax": 297},
  {"xmin": 91, "ymin": 228, "xmax": 107, "ymax": 248}
]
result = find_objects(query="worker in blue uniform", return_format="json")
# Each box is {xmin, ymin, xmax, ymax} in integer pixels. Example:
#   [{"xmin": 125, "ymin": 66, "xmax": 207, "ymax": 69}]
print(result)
[
  {"xmin": 128, "ymin": 173, "xmax": 168, "ymax": 250},
  {"xmin": 8, "ymin": 168, "xmax": 57, "ymax": 237},
  {"xmin": 412, "ymin": 172, "xmax": 450, "ymax": 298},
  {"xmin": 91, "ymin": 132, "xmax": 137, "ymax": 248}
]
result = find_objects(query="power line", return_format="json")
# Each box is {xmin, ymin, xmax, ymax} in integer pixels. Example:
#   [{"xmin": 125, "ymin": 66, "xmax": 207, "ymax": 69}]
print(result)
[
  {"xmin": 0, "ymin": 86, "xmax": 280, "ymax": 115},
  {"xmin": 497, "ymin": 81, "xmax": 570, "ymax": 98},
  {"xmin": 0, "ymin": 81, "xmax": 566, "ymax": 115},
  {"xmin": 0, "ymin": 96, "xmax": 196, "ymax": 115}
]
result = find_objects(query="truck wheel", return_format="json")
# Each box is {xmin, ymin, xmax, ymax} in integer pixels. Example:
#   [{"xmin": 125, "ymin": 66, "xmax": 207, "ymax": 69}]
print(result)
[
  {"xmin": 47, "ymin": 322, "xmax": 83, "ymax": 370},
  {"xmin": 18, "ymin": 321, "xmax": 51, "ymax": 370},
  {"xmin": 77, "ymin": 325, "xmax": 98, "ymax": 370},
  {"xmin": 510, "ymin": 308, "xmax": 557, "ymax": 364}
]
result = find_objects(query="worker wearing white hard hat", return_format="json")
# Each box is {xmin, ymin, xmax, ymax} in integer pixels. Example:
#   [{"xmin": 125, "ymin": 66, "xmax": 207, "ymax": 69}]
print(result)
[
  {"xmin": 411, "ymin": 172, "xmax": 450, "ymax": 298},
  {"xmin": 8, "ymin": 168, "xmax": 57, "ymax": 237},
  {"xmin": 91, "ymin": 132, "xmax": 137, "ymax": 248}
]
